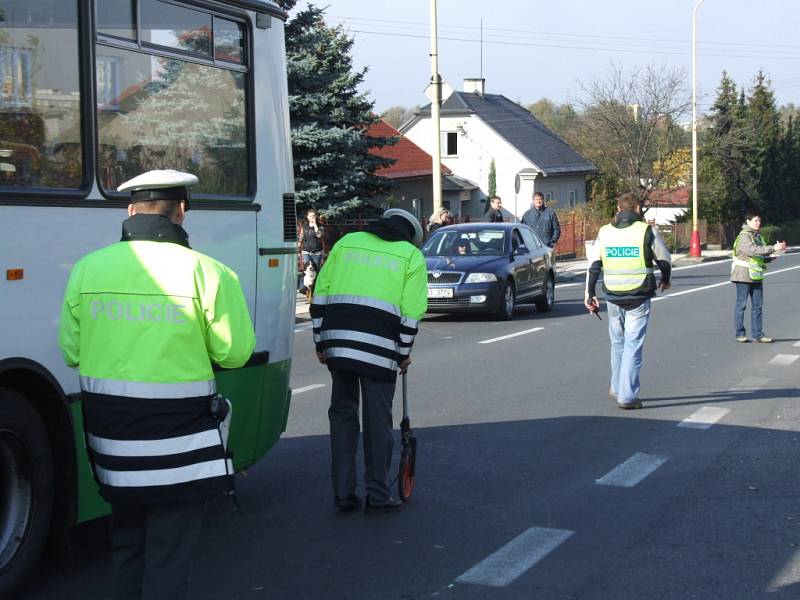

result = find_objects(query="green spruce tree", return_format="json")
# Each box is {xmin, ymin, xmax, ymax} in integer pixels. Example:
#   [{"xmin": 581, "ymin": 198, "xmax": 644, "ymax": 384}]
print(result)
[{"xmin": 285, "ymin": 5, "xmax": 395, "ymax": 217}]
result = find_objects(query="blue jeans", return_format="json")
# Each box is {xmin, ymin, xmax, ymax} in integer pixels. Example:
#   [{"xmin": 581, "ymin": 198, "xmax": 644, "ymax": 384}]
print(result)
[
  {"xmin": 734, "ymin": 282, "xmax": 763, "ymax": 339},
  {"xmin": 607, "ymin": 299, "xmax": 651, "ymax": 405}
]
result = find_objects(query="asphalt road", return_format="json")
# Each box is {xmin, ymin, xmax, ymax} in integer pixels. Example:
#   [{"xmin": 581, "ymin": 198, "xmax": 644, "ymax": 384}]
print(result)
[{"xmin": 23, "ymin": 252, "xmax": 800, "ymax": 600}]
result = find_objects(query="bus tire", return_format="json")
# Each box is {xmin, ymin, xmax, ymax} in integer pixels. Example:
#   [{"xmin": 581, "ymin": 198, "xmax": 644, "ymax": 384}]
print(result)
[{"xmin": 0, "ymin": 387, "xmax": 54, "ymax": 596}]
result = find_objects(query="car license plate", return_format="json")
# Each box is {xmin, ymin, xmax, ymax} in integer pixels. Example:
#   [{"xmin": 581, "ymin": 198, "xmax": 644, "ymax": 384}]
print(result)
[{"xmin": 428, "ymin": 287, "xmax": 453, "ymax": 298}]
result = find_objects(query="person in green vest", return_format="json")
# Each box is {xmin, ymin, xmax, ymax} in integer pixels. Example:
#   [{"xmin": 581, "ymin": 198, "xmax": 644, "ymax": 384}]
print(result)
[
  {"xmin": 730, "ymin": 208, "xmax": 787, "ymax": 343},
  {"xmin": 58, "ymin": 169, "xmax": 255, "ymax": 600},
  {"xmin": 311, "ymin": 208, "xmax": 427, "ymax": 514},
  {"xmin": 584, "ymin": 193, "xmax": 671, "ymax": 409}
]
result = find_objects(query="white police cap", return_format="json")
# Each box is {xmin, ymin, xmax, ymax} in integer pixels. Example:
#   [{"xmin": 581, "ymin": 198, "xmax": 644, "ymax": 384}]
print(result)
[{"xmin": 118, "ymin": 170, "xmax": 198, "ymax": 207}]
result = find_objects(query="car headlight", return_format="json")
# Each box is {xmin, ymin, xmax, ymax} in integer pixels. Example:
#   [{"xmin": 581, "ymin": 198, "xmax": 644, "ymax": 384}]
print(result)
[{"xmin": 465, "ymin": 272, "xmax": 498, "ymax": 283}]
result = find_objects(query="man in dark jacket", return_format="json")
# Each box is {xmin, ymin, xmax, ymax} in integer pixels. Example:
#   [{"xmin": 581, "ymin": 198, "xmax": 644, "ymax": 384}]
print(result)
[
  {"xmin": 484, "ymin": 196, "xmax": 504, "ymax": 222},
  {"xmin": 584, "ymin": 193, "xmax": 670, "ymax": 410},
  {"xmin": 521, "ymin": 192, "xmax": 560, "ymax": 248},
  {"xmin": 311, "ymin": 209, "xmax": 427, "ymax": 514}
]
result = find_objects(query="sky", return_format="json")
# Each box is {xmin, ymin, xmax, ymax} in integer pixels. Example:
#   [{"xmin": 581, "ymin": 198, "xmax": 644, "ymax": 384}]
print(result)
[{"xmin": 293, "ymin": 0, "xmax": 800, "ymax": 115}]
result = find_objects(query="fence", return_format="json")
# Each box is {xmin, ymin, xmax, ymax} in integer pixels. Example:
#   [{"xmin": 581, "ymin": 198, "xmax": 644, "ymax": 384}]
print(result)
[
  {"xmin": 555, "ymin": 213, "xmax": 737, "ymax": 258},
  {"xmin": 298, "ymin": 215, "xmax": 737, "ymax": 271}
]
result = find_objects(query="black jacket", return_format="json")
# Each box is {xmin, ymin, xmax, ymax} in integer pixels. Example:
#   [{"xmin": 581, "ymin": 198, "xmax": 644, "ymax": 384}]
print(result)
[{"xmin": 485, "ymin": 208, "xmax": 503, "ymax": 223}]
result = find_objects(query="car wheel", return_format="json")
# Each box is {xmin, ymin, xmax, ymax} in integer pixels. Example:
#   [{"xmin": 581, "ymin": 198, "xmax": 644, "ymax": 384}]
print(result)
[
  {"xmin": 535, "ymin": 273, "xmax": 555, "ymax": 312},
  {"xmin": 494, "ymin": 280, "xmax": 515, "ymax": 320},
  {"xmin": 0, "ymin": 388, "xmax": 54, "ymax": 597}
]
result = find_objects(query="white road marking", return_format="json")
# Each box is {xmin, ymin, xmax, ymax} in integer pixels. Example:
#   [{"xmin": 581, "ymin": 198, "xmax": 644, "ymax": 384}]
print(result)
[
  {"xmin": 651, "ymin": 264, "xmax": 800, "ymax": 303},
  {"xmin": 455, "ymin": 527, "xmax": 574, "ymax": 587},
  {"xmin": 729, "ymin": 377, "xmax": 770, "ymax": 390},
  {"xmin": 594, "ymin": 453, "xmax": 668, "ymax": 488},
  {"xmin": 555, "ymin": 282, "xmax": 582, "ymax": 288},
  {"xmin": 652, "ymin": 280, "xmax": 730, "ymax": 302},
  {"xmin": 292, "ymin": 384, "xmax": 326, "ymax": 395},
  {"xmin": 769, "ymin": 354, "xmax": 799, "ymax": 366},
  {"xmin": 477, "ymin": 327, "xmax": 544, "ymax": 344},
  {"xmin": 678, "ymin": 406, "xmax": 731, "ymax": 429},
  {"xmin": 794, "ymin": 341, "xmax": 800, "ymax": 348},
  {"xmin": 671, "ymin": 259, "xmax": 732, "ymax": 271}
]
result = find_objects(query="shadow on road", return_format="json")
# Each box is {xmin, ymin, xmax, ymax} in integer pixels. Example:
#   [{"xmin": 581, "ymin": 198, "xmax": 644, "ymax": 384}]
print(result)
[{"xmin": 21, "ymin": 414, "xmax": 800, "ymax": 600}]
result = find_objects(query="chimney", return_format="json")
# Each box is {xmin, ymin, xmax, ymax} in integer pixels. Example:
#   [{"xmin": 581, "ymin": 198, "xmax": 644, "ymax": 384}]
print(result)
[{"xmin": 463, "ymin": 78, "xmax": 485, "ymax": 95}]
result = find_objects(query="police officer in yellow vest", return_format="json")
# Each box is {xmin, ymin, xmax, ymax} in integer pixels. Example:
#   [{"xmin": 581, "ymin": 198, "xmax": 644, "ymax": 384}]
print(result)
[
  {"xmin": 731, "ymin": 209, "xmax": 787, "ymax": 343},
  {"xmin": 58, "ymin": 170, "xmax": 255, "ymax": 599},
  {"xmin": 584, "ymin": 193, "xmax": 671, "ymax": 409},
  {"xmin": 311, "ymin": 208, "xmax": 427, "ymax": 514}
]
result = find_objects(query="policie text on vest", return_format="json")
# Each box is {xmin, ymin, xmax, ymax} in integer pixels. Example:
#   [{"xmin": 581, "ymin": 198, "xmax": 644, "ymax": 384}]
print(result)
[
  {"xmin": 91, "ymin": 300, "xmax": 188, "ymax": 323},
  {"xmin": 605, "ymin": 246, "xmax": 641, "ymax": 258}
]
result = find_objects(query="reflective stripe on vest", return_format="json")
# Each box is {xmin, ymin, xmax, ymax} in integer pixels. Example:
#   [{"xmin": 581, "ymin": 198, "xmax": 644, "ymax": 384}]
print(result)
[
  {"xmin": 324, "ymin": 347, "xmax": 398, "ymax": 370},
  {"xmin": 732, "ymin": 232, "xmax": 766, "ymax": 281},
  {"xmin": 318, "ymin": 329, "xmax": 398, "ymax": 351},
  {"xmin": 600, "ymin": 221, "xmax": 650, "ymax": 292},
  {"xmin": 94, "ymin": 458, "xmax": 233, "ymax": 487},
  {"xmin": 87, "ymin": 429, "xmax": 221, "ymax": 457},
  {"xmin": 311, "ymin": 294, "xmax": 401, "ymax": 317},
  {"xmin": 80, "ymin": 376, "xmax": 216, "ymax": 399}
]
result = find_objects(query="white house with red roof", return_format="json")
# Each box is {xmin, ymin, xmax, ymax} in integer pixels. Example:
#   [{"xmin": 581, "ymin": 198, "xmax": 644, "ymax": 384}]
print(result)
[
  {"xmin": 367, "ymin": 120, "xmax": 478, "ymax": 220},
  {"xmin": 644, "ymin": 188, "xmax": 689, "ymax": 225},
  {"xmin": 400, "ymin": 79, "xmax": 596, "ymax": 219}
]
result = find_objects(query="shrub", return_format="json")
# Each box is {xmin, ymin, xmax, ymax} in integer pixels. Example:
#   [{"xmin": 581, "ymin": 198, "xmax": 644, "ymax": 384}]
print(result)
[{"xmin": 760, "ymin": 224, "xmax": 783, "ymax": 245}]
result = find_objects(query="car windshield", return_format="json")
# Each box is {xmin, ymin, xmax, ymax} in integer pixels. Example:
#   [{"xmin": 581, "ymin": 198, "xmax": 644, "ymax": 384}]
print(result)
[{"xmin": 422, "ymin": 229, "xmax": 507, "ymax": 256}]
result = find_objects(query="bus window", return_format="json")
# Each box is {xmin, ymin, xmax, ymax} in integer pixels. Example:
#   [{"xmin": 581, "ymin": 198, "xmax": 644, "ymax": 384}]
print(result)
[
  {"xmin": 214, "ymin": 17, "xmax": 246, "ymax": 65},
  {"xmin": 96, "ymin": 46, "xmax": 248, "ymax": 197},
  {"xmin": 96, "ymin": 0, "xmax": 136, "ymax": 41},
  {"xmin": 0, "ymin": 0, "xmax": 82, "ymax": 190},
  {"xmin": 140, "ymin": 0, "xmax": 212, "ymax": 57}
]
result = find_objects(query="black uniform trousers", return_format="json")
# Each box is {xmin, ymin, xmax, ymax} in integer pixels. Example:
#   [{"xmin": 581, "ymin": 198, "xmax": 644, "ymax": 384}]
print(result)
[
  {"xmin": 110, "ymin": 500, "xmax": 205, "ymax": 600},
  {"xmin": 328, "ymin": 370, "xmax": 395, "ymax": 502}
]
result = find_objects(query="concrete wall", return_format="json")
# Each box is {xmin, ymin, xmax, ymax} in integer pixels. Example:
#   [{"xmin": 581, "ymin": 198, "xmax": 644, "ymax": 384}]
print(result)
[
  {"xmin": 532, "ymin": 175, "xmax": 588, "ymax": 212},
  {"xmin": 372, "ymin": 177, "xmax": 472, "ymax": 219}
]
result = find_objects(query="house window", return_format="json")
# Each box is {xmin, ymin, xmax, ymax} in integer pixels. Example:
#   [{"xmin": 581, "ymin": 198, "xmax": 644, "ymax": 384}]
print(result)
[
  {"xmin": 544, "ymin": 192, "xmax": 553, "ymax": 202},
  {"xmin": 96, "ymin": 56, "xmax": 120, "ymax": 109},
  {"xmin": 442, "ymin": 131, "xmax": 458, "ymax": 156},
  {"xmin": 569, "ymin": 190, "xmax": 576, "ymax": 208}
]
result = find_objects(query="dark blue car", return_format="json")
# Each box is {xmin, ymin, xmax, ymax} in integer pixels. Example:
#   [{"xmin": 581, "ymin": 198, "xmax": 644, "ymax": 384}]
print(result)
[{"xmin": 422, "ymin": 222, "xmax": 556, "ymax": 320}]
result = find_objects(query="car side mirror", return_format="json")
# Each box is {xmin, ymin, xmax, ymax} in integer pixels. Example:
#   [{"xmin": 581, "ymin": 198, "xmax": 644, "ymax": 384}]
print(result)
[{"xmin": 513, "ymin": 244, "xmax": 529, "ymax": 256}]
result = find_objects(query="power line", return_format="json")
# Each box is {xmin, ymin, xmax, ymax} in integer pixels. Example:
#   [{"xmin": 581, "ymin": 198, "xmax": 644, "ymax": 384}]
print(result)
[
  {"xmin": 328, "ymin": 14, "xmax": 800, "ymax": 53},
  {"xmin": 343, "ymin": 28, "xmax": 800, "ymax": 62}
]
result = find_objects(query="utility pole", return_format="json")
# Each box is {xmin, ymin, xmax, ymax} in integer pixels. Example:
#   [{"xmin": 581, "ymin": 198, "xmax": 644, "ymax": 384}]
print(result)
[
  {"xmin": 430, "ymin": 0, "xmax": 443, "ymax": 214},
  {"xmin": 690, "ymin": 0, "xmax": 705, "ymax": 257}
]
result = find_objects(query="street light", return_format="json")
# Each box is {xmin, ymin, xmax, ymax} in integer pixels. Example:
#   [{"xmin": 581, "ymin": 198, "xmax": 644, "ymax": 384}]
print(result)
[
  {"xmin": 690, "ymin": 0, "xmax": 705, "ymax": 257},
  {"xmin": 430, "ymin": 0, "xmax": 443, "ymax": 214}
]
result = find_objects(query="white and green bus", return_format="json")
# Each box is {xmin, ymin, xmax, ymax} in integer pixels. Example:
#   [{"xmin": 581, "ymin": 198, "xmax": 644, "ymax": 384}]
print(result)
[{"xmin": 0, "ymin": 0, "xmax": 296, "ymax": 592}]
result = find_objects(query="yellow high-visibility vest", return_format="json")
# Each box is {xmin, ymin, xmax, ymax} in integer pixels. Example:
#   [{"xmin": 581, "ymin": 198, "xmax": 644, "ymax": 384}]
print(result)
[
  {"xmin": 599, "ymin": 221, "xmax": 652, "ymax": 292},
  {"xmin": 732, "ymin": 231, "xmax": 766, "ymax": 281}
]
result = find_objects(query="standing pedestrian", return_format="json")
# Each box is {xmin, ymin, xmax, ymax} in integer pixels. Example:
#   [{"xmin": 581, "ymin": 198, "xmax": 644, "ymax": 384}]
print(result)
[
  {"xmin": 484, "ymin": 196, "xmax": 504, "ymax": 222},
  {"xmin": 58, "ymin": 170, "xmax": 256, "ymax": 599},
  {"xmin": 521, "ymin": 191, "xmax": 561, "ymax": 248},
  {"xmin": 427, "ymin": 207, "xmax": 451, "ymax": 235},
  {"xmin": 731, "ymin": 209, "xmax": 787, "ymax": 343},
  {"xmin": 584, "ymin": 193, "xmax": 671, "ymax": 410},
  {"xmin": 299, "ymin": 208, "xmax": 325, "ymax": 272},
  {"xmin": 311, "ymin": 208, "xmax": 427, "ymax": 514}
]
